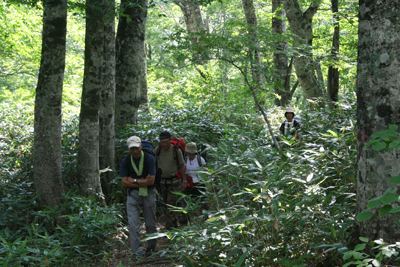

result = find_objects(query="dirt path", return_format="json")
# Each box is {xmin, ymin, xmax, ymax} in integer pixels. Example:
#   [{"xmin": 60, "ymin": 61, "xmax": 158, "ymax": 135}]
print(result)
[{"xmin": 108, "ymin": 215, "xmax": 183, "ymax": 267}]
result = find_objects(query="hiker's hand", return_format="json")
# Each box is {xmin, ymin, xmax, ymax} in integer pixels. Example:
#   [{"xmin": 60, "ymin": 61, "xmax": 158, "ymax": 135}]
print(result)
[{"xmin": 181, "ymin": 181, "xmax": 187, "ymax": 191}]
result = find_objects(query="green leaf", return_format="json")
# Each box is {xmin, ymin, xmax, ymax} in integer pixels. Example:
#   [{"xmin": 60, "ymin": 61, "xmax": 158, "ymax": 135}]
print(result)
[
  {"xmin": 388, "ymin": 140, "xmax": 400, "ymax": 150},
  {"xmin": 357, "ymin": 211, "xmax": 373, "ymax": 222},
  {"xmin": 383, "ymin": 129, "xmax": 398, "ymax": 138},
  {"xmin": 235, "ymin": 251, "xmax": 248, "ymax": 267},
  {"xmin": 354, "ymin": 243, "xmax": 366, "ymax": 251},
  {"xmin": 330, "ymin": 224, "xmax": 336, "ymax": 238},
  {"xmin": 328, "ymin": 130, "xmax": 338, "ymax": 138},
  {"xmin": 372, "ymin": 142, "xmax": 386, "ymax": 151},
  {"xmin": 389, "ymin": 206, "xmax": 400, "ymax": 214},
  {"xmin": 206, "ymin": 216, "xmax": 221, "ymax": 223},
  {"xmin": 367, "ymin": 196, "xmax": 382, "ymax": 209},
  {"xmin": 389, "ymin": 124, "xmax": 398, "ymax": 131},
  {"xmin": 359, "ymin": 237, "xmax": 369, "ymax": 243},
  {"xmin": 381, "ymin": 193, "xmax": 399, "ymax": 204},
  {"xmin": 383, "ymin": 187, "xmax": 395, "ymax": 195},
  {"xmin": 379, "ymin": 205, "xmax": 392, "ymax": 216},
  {"xmin": 389, "ymin": 174, "xmax": 400, "ymax": 184}
]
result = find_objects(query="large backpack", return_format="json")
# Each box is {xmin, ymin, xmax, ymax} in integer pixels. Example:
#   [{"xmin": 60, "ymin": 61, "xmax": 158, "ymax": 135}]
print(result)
[{"xmin": 141, "ymin": 140, "xmax": 155, "ymax": 156}]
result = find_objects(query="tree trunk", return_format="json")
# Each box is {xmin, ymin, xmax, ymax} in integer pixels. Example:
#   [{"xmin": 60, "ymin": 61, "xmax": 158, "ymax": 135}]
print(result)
[
  {"xmin": 99, "ymin": 0, "xmax": 116, "ymax": 200},
  {"xmin": 78, "ymin": 0, "xmax": 105, "ymax": 198},
  {"xmin": 140, "ymin": 41, "xmax": 149, "ymax": 107},
  {"xmin": 357, "ymin": 0, "xmax": 400, "ymax": 243},
  {"xmin": 115, "ymin": 0, "xmax": 148, "ymax": 127},
  {"xmin": 282, "ymin": 0, "xmax": 323, "ymax": 100},
  {"xmin": 33, "ymin": 0, "xmax": 67, "ymax": 208},
  {"xmin": 241, "ymin": 0, "xmax": 265, "ymax": 103},
  {"xmin": 327, "ymin": 0, "xmax": 339, "ymax": 106},
  {"xmin": 175, "ymin": 0, "xmax": 208, "ymax": 64},
  {"xmin": 272, "ymin": 0, "xmax": 289, "ymax": 106}
]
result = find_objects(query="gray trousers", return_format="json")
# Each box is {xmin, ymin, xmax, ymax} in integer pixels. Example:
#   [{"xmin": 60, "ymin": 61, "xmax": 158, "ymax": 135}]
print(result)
[{"xmin": 127, "ymin": 187, "xmax": 157, "ymax": 255}]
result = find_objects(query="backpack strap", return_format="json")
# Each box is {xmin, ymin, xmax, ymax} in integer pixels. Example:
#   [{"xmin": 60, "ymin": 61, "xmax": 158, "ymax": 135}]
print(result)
[{"xmin": 197, "ymin": 153, "xmax": 202, "ymax": 166}]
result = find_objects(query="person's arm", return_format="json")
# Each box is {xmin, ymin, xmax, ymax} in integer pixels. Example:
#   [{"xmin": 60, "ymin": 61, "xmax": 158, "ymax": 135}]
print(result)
[
  {"xmin": 122, "ymin": 175, "xmax": 155, "ymax": 188},
  {"xmin": 180, "ymin": 164, "xmax": 187, "ymax": 191}
]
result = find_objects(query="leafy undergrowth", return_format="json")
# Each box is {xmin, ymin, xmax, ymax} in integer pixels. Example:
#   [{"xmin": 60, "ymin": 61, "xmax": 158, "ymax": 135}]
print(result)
[{"xmin": 0, "ymin": 95, "xmax": 363, "ymax": 266}]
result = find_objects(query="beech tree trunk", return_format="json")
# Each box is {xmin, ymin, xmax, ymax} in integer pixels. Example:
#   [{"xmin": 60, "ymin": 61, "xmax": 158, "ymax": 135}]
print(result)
[
  {"xmin": 327, "ymin": 0, "xmax": 340, "ymax": 106},
  {"xmin": 241, "ymin": 0, "xmax": 265, "ymax": 103},
  {"xmin": 99, "ymin": 0, "xmax": 116, "ymax": 199},
  {"xmin": 78, "ymin": 0, "xmax": 105, "ymax": 198},
  {"xmin": 272, "ymin": 0, "xmax": 290, "ymax": 106},
  {"xmin": 357, "ymin": 0, "xmax": 400, "ymax": 243},
  {"xmin": 140, "ymin": 41, "xmax": 149, "ymax": 106},
  {"xmin": 115, "ymin": 0, "xmax": 148, "ymax": 126},
  {"xmin": 175, "ymin": 0, "xmax": 208, "ymax": 64},
  {"xmin": 33, "ymin": 0, "xmax": 67, "ymax": 208},
  {"xmin": 282, "ymin": 0, "xmax": 323, "ymax": 100}
]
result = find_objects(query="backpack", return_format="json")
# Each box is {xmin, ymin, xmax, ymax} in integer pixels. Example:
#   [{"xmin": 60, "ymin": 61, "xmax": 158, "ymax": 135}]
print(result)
[
  {"xmin": 198, "ymin": 144, "xmax": 208, "ymax": 163},
  {"xmin": 141, "ymin": 140, "xmax": 155, "ymax": 156}
]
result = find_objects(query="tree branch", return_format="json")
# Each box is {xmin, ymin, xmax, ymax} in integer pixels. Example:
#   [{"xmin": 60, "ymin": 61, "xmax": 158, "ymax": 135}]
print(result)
[{"xmin": 221, "ymin": 57, "xmax": 280, "ymax": 149}]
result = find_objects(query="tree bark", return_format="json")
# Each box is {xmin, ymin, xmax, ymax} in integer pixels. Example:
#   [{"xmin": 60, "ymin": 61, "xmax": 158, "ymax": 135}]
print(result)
[
  {"xmin": 78, "ymin": 0, "xmax": 105, "ymax": 198},
  {"xmin": 140, "ymin": 41, "xmax": 149, "ymax": 107},
  {"xmin": 327, "ymin": 0, "xmax": 340, "ymax": 106},
  {"xmin": 357, "ymin": 0, "xmax": 400, "ymax": 243},
  {"xmin": 241, "ymin": 0, "xmax": 265, "ymax": 103},
  {"xmin": 272, "ymin": 0, "xmax": 290, "ymax": 106},
  {"xmin": 175, "ymin": 0, "xmax": 208, "ymax": 65},
  {"xmin": 99, "ymin": 0, "xmax": 116, "ymax": 199},
  {"xmin": 282, "ymin": 0, "xmax": 323, "ymax": 100},
  {"xmin": 115, "ymin": 0, "xmax": 148, "ymax": 126},
  {"xmin": 33, "ymin": 0, "xmax": 67, "ymax": 208}
]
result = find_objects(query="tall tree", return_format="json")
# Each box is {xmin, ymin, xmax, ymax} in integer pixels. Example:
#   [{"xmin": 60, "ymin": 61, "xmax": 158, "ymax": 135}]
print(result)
[
  {"xmin": 99, "ymin": 0, "xmax": 116, "ymax": 199},
  {"xmin": 357, "ymin": 0, "xmax": 400, "ymax": 243},
  {"xmin": 327, "ymin": 0, "xmax": 340, "ymax": 106},
  {"xmin": 77, "ymin": 0, "xmax": 105, "ymax": 198},
  {"xmin": 283, "ymin": 0, "xmax": 323, "ymax": 100},
  {"xmin": 272, "ymin": 0, "xmax": 291, "ymax": 106},
  {"xmin": 33, "ymin": 0, "xmax": 67, "ymax": 208},
  {"xmin": 241, "ymin": 0, "xmax": 265, "ymax": 101},
  {"xmin": 140, "ymin": 41, "xmax": 149, "ymax": 107},
  {"xmin": 175, "ymin": 0, "xmax": 208, "ymax": 65},
  {"xmin": 115, "ymin": 0, "xmax": 148, "ymax": 126}
]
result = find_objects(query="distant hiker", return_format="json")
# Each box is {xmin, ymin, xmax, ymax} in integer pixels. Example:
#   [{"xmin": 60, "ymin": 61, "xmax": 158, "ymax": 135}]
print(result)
[
  {"xmin": 154, "ymin": 131, "xmax": 187, "ymax": 229},
  {"xmin": 279, "ymin": 107, "xmax": 301, "ymax": 139},
  {"xmin": 119, "ymin": 136, "xmax": 157, "ymax": 258},
  {"xmin": 180, "ymin": 142, "xmax": 208, "ymax": 224}
]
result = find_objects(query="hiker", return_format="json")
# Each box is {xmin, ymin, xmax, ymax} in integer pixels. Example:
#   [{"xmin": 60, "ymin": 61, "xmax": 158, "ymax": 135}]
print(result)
[
  {"xmin": 180, "ymin": 142, "xmax": 208, "ymax": 223},
  {"xmin": 119, "ymin": 136, "xmax": 157, "ymax": 258},
  {"xmin": 279, "ymin": 107, "xmax": 301, "ymax": 138},
  {"xmin": 155, "ymin": 131, "xmax": 187, "ymax": 229},
  {"xmin": 184, "ymin": 142, "xmax": 207, "ymax": 197}
]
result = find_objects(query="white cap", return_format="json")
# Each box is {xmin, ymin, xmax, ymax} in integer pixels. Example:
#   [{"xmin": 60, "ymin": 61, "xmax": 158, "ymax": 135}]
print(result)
[{"xmin": 127, "ymin": 136, "xmax": 141, "ymax": 148}]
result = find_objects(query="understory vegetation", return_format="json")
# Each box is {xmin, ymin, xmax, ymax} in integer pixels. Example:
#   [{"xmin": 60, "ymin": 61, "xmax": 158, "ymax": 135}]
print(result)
[{"xmin": 0, "ymin": 92, "xmax": 370, "ymax": 266}]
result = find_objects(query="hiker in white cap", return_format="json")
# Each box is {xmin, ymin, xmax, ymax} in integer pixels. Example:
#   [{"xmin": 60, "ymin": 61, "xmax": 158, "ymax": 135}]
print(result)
[{"xmin": 119, "ymin": 136, "xmax": 157, "ymax": 259}]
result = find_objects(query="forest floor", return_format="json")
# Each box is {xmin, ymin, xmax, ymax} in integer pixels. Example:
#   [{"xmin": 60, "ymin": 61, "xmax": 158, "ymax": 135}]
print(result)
[{"xmin": 108, "ymin": 214, "xmax": 183, "ymax": 267}]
